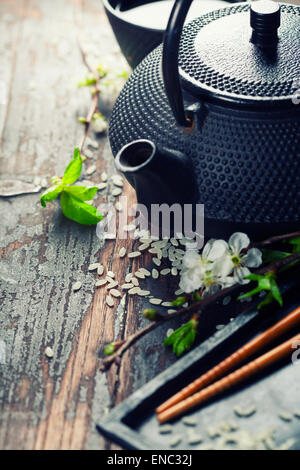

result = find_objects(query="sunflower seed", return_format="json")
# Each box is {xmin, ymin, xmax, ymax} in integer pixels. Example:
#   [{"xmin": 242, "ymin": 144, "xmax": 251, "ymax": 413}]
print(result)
[
  {"xmin": 95, "ymin": 279, "xmax": 107, "ymax": 287},
  {"xmin": 110, "ymin": 289, "xmax": 121, "ymax": 298},
  {"xmin": 135, "ymin": 272, "xmax": 145, "ymax": 279},
  {"xmin": 111, "ymin": 187, "xmax": 122, "ymax": 197},
  {"xmin": 149, "ymin": 298, "xmax": 162, "ymax": 305},
  {"xmin": 121, "ymin": 283, "xmax": 134, "ymax": 289},
  {"xmin": 128, "ymin": 287, "xmax": 140, "ymax": 295},
  {"xmin": 131, "ymin": 277, "xmax": 139, "ymax": 286},
  {"xmin": 139, "ymin": 268, "xmax": 151, "ymax": 276},
  {"xmin": 106, "ymin": 295, "xmax": 114, "ymax": 307},
  {"xmin": 159, "ymin": 424, "xmax": 173, "ymax": 434},
  {"xmin": 119, "ymin": 247, "xmax": 126, "ymax": 258},
  {"xmin": 171, "ymin": 268, "xmax": 178, "ymax": 276},
  {"xmin": 128, "ymin": 251, "xmax": 141, "ymax": 258},
  {"xmin": 107, "ymin": 271, "xmax": 115, "ymax": 278},
  {"xmin": 153, "ymin": 257, "xmax": 161, "ymax": 266},
  {"xmin": 152, "ymin": 268, "xmax": 159, "ymax": 279},
  {"xmin": 73, "ymin": 281, "xmax": 82, "ymax": 291},
  {"xmin": 88, "ymin": 263, "xmax": 100, "ymax": 271},
  {"xmin": 169, "ymin": 436, "xmax": 181, "ymax": 447},
  {"xmin": 107, "ymin": 280, "xmax": 118, "ymax": 289},
  {"xmin": 101, "ymin": 171, "xmax": 108, "ymax": 182},
  {"xmin": 97, "ymin": 265, "xmax": 104, "ymax": 275},
  {"xmin": 125, "ymin": 273, "xmax": 133, "ymax": 283},
  {"xmin": 161, "ymin": 268, "xmax": 170, "ymax": 275},
  {"xmin": 45, "ymin": 346, "xmax": 54, "ymax": 358},
  {"xmin": 98, "ymin": 182, "xmax": 107, "ymax": 190}
]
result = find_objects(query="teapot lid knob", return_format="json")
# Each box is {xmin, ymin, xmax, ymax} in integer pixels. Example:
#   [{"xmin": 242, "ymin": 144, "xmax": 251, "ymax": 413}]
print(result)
[{"xmin": 250, "ymin": 0, "xmax": 281, "ymax": 46}]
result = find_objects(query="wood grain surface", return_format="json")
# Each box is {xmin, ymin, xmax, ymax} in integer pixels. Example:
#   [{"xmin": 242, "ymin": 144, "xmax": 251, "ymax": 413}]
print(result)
[{"xmin": 0, "ymin": 0, "xmax": 180, "ymax": 450}]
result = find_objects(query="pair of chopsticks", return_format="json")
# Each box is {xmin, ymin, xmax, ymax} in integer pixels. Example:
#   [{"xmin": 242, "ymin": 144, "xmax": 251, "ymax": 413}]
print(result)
[{"xmin": 156, "ymin": 306, "xmax": 300, "ymax": 424}]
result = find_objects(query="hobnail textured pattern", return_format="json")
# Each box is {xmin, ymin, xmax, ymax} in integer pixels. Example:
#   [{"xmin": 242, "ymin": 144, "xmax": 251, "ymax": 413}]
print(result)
[
  {"xmin": 178, "ymin": 4, "xmax": 300, "ymax": 103},
  {"xmin": 109, "ymin": 35, "xmax": 300, "ymax": 225}
]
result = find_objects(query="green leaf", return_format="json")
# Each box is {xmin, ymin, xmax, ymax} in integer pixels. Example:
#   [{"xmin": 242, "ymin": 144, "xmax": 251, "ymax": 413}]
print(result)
[
  {"xmin": 171, "ymin": 296, "xmax": 186, "ymax": 307},
  {"xmin": 270, "ymin": 278, "xmax": 283, "ymax": 306},
  {"xmin": 104, "ymin": 343, "xmax": 115, "ymax": 356},
  {"xmin": 40, "ymin": 184, "xmax": 63, "ymax": 207},
  {"xmin": 163, "ymin": 318, "xmax": 198, "ymax": 357},
  {"xmin": 60, "ymin": 192, "xmax": 102, "ymax": 225},
  {"xmin": 78, "ymin": 74, "xmax": 97, "ymax": 88},
  {"xmin": 262, "ymin": 248, "xmax": 290, "ymax": 264},
  {"xmin": 238, "ymin": 271, "xmax": 283, "ymax": 310},
  {"xmin": 64, "ymin": 185, "xmax": 98, "ymax": 201},
  {"xmin": 62, "ymin": 148, "xmax": 82, "ymax": 184},
  {"xmin": 285, "ymin": 237, "xmax": 300, "ymax": 253}
]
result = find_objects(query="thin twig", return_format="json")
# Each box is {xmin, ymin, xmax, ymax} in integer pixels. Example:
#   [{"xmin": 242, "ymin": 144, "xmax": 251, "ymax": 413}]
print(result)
[
  {"xmin": 100, "ymin": 250, "xmax": 300, "ymax": 371},
  {"xmin": 78, "ymin": 91, "xmax": 99, "ymax": 153},
  {"xmin": 252, "ymin": 231, "xmax": 300, "ymax": 249}
]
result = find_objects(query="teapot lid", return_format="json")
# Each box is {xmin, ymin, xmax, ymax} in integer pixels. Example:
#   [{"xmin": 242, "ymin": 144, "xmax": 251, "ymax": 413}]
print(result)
[{"xmin": 178, "ymin": 2, "xmax": 300, "ymax": 109}]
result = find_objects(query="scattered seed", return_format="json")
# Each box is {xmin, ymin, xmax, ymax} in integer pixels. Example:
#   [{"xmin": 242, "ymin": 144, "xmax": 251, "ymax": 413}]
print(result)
[
  {"xmin": 73, "ymin": 281, "xmax": 82, "ymax": 291},
  {"xmin": 123, "ymin": 224, "xmax": 135, "ymax": 232},
  {"xmin": 119, "ymin": 247, "xmax": 126, "ymax": 258},
  {"xmin": 101, "ymin": 171, "xmax": 108, "ymax": 182},
  {"xmin": 125, "ymin": 273, "xmax": 133, "ymax": 283},
  {"xmin": 128, "ymin": 287, "xmax": 140, "ymax": 295},
  {"xmin": 153, "ymin": 257, "xmax": 161, "ymax": 266},
  {"xmin": 135, "ymin": 271, "xmax": 145, "ymax": 279},
  {"xmin": 121, "ymin": 283, "xmax": 134, "ymax": 289},
  {"xmin": 166, "ymin": 328, "xmax": 174, "ymax": 337},
  {"xmin": 86, "ymin": 164, "xmax": 97, "ymax": 175},
  {"xmin": 138, "ymin": 289, "xmax": 151, "ymax": 296},
  {"xmin": 278, "ymin": 411, "xmax": 293, "ymax": 422},
  {"xmin": 131, "ymin": 277, "xmax": 139, "ymax": 286},
  {"xmin": 138, "ymin": 243, "xmax": 150, "ymax": 251},
  {"xmin": 45, "ymin": 346, "xmax": 54, "ymax": 358},
  {"xmin": 107, "ymin": 271, "xmax": 115, "ymax": 278},
  {"xmin": 162, "ymin": 301, "xmax": 172, "ymax": 307},
  {"xmin": 97, "ymin": 265, "xmax": 104, "ymax": 275},
  {"xmin": 106, "ymin": 295, "xmax": 114, "ymax": 307},
  {"xmin": 222, "ymin": 296, "xmax": 231, "ymax": 306},
  {"xmin": 182, "ymin": 416, "xmax": 197, "ymax": 426},
  {"xmin": 111, "ymin": 174, "xmax": 124, "ymax": 187},
  {"xmin": 159, "ymin": 424, "xmax": 173, "ymax": 434},
  {"xmin": 128, "ymin": 251, "xmax": 141, "ymax": 258},
  {"xmin": 95, "ymin": 279, "xmax": 107, "ymax": 287},
  {"xmin": 84, "ymin": 148, "xmax": 94, "ymax": 159},
  {"xmin": 107, "ymin": 280, "xmax": 118, "ymax": 289},
  {"xmin": 139, "ymin": 268, "xmax": 151, "ymax": 276},
  {"xmin": 168, "ymin": 309, "xmax": 177, "ymax": 314},
  {"xmin": 171, "ymin": 267, "xmax": 178, "ymax": 276},
  {"xmin": 115, "ymin": 201, "xmax": 122, "ymax": 211},
  {"xmin": 98, "ymin": 182, "xmax": 107, "ymax": 190},
  {"xmin": 111, "ymin": 187, "xmax": 122, "ymax": 197},
  {"xmin": 110, "ymin": 289, "xmax": 121, "ymax": 298},
  {"xmin": 152, "ymin": 268, "xmax": 159, "ymax": 279},
  {"xmin": 188, "ymin": 433, "xmax": 203, "ymax": 445},
  {"xmin": 161, "ymin": 268, "xmax": 170, "ymax": 275},
  {"xmin": 234, "ymin": 405, "xmax": 257, "ymax": 418},
  {"xmin": 216, "ymin": 324, "xmax": 225, "ymax": 330},
  {"xmin": 169, "ymin": 436, "xmax": 182, "ymax": 447},
  {"xmin": 175, "ymin": 288, "xmax": 183, "ymax": 295},
  {"xmin": 170, "ymin": 238, "xmax": 179, "ymax": 246},
  {"xmin": 88, "ymin": 263, "xmax": 100, "ymax": 271},
  {"xmin": 149, "ymin": 298, "xmax": 162, "ymax": 305},
  {"xmin": 86, "ymin": 138, "xmax": 99, "ymax": 149}
]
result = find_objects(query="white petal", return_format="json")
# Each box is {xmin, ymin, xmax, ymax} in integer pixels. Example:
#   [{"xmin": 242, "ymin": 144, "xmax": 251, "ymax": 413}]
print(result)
[
  {"xmin": 202, "ymin": 239, "xmax": 215, "ymax": 259},
  {"xmin": 207, "ymin": 239, "xmax": 229, "ymax": 261},
  {"xmin": 179, "ymin": 267, "xmax": 204, "ymax": 293},
  {"xmin": 228, "ymin": 232, "xmax": 250, "ymax": 254},
  {"xmin": 182, "ymin": 250, "xmax": 200, "ymax": 269},
  {"xmin": 221, "ymin": 276, "xmax": 237, "ymax": 288},
  {"xmin": 212, "ymin": 255, "xmax": 234, "ymax": 278},
  {"xmin": 245, "ymin": 248, "xmax": 262, "ymax": 268},
  {"xmin": 234, "ymin": 266, "xmax": 251, "ymax": 284}
]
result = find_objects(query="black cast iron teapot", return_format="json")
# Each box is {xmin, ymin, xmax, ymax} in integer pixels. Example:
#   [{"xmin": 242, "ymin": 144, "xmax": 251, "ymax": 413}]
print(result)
[{"xmin": 109, "ymin": 0, "xmax": 300, "ymax": 239}]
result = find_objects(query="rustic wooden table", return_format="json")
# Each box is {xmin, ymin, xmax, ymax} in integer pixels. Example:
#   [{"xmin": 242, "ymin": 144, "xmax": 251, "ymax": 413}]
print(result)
[
  {"xmin": 0, "ymin": 0, "xmax": 182, "ymax": 450},
  {"xmin": 1, "ymin": 0, "xmax": 299, "ymax": 451}
]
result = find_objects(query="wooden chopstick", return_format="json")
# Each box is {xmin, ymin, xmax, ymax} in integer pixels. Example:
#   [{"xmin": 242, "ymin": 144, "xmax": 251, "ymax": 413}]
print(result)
[
  {"xmin": 157, "ymin": 332, "xmax": 300, "ymax": 423},
  {"xmin": 156, "ymin": 306, "xmax": 300, "ymax": 415}
]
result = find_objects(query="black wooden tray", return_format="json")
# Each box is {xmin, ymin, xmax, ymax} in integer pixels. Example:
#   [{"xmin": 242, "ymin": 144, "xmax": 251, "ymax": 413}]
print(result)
[{"xmin": 97, "ymin": 279, "xmax": 300, "ymax": 450}]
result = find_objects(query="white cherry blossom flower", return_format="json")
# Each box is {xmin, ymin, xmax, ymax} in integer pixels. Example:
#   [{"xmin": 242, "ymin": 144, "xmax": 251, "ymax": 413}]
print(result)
[{"xmin": 213, "ymin": 232, "xmax": 262, "ymax": 285}]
